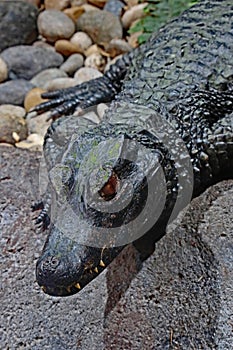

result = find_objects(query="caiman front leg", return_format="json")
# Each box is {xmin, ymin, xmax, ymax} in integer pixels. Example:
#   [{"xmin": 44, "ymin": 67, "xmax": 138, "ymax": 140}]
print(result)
[{"xmin": 32, "ymin": 50, "xmax": 137, "ymax": 119}]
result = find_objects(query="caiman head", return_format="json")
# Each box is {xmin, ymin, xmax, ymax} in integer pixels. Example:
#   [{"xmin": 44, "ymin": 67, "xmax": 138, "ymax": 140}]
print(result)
[{"xmin": 36, "ymin": 103, "xmax": 192, "ymax": 296}]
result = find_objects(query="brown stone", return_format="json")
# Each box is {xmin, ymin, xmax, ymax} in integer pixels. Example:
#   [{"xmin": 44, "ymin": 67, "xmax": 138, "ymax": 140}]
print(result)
[
  {"xmin": 63, "ymin": 6, "xmax": 85, "ymax": 22},
  {"xmin": 24, "ymin": 88, "xmax": 48, "ymax": 112},
  {"xmin": 55, "ymin": 39, "xmax": 83, "ymax": 56}
]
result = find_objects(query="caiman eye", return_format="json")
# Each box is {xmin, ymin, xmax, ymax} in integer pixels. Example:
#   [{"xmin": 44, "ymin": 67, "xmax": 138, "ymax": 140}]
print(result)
[{"xmin": 98, "ymin": 171, "xmax": 119, "ymax": 201}]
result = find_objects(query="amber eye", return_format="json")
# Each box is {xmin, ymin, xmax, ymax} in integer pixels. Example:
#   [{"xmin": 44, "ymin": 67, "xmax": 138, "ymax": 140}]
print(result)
[{"xmin": 98, "ymin": 172, "xmax": 119, "ymax": 201}]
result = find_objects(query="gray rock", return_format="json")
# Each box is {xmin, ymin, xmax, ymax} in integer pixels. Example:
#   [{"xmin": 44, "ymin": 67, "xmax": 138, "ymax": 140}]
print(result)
[
  {"xmin": 74, "ymin": 67, "xmax": 102, "ymax": 83},
  {"xmin": 104, "ymin": 0, "xmax": 125, "ymax": 17},
  {"xmin": 60, "ymin": 54, "xmax": 84, "ymax": 75},
  {"xmin": 37, "ymin": 10, "xmax": 75, "ymax": 43},
  {"xmin": 76, "ymin": 10, "xmax": 123, "ymax": 44},
  {"xmin": 0, "ymin": 2, "xmax": 38, "ymax": 52},
  {"xmin": 0, "ymin": 57, "xmax": 8, "ymax": 82},
  {"xmin": 30, "ymin": 68, "xmax": 68, "ymax": 89},
  {"xmin": 0, "ymin": 79, "xmax": 34, "ymax": 105},
  {"xmin": 0, "ymin": 105, "xmax": 27, "ymax": 144},
  {"xmin": 0, "ymin": 144, "xmax": 232, "ymax": 349},
  {"xmin": 0, "ymin": 46, "xmax": 64, "ymax": 80}
]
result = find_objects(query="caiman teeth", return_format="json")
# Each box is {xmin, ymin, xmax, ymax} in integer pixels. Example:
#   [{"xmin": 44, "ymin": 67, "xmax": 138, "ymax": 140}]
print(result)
[
  {"xmin": 66, "ymin": 285, "xmax": 72, "ymax": 293},
  {"xmin": 75, "ymin": 283, "xmax": 81, "ymax": 290},
  {"xmin": 94, "ymin": 267, "xmax": 99, "ymax": 273},
  {"xmin": 42, "ymin": 286, "xmax": 47, "ymax": 292},
  {"xmin": 99, "ymin": 260, "xmax": 105, "ymax": 267}
]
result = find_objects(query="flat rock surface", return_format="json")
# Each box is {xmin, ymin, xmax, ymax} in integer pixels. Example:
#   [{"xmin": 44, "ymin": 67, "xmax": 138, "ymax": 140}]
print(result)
[{"xmin": 0, "ymin": 145, "xmax": 232, "ymax": 349}]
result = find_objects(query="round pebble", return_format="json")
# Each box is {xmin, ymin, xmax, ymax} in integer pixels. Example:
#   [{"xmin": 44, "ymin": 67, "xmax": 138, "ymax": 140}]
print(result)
[
  {"xmin": 27, "ymin": 112, "xmax": 51, "ymax": 138},
  {"xmin": 84, "ymin": 53, "xmax": 106, "ymax": 71},
  {"xmin": 0, "ymin": 79, "xmax": 35, "ymax": 105},
  {"xmin": 55, "ymin": 39, "xmax": 83, "ymax": 56},
  {"xmin": 0, "ymin": 105, "xmax": 27, "ymax": 144},
  {"xmin": 24, "ymin": 88, "xmax": 48, "ymax": 112},
  {"xmin": 0, "ymin": 57, "xmax": 8, "ymax": 83},
  {"xmin": 121, "ymin": 3, "xmax": 148, "ymax": 29},
  {"xmin": 84, "ymin": 44, "xmax": 100, "ymax": 56},
  {"xmin": 30, "ymin": 68, "xmax": 68, "ymax": 88},
  {"xmin": 60, "ymin": 54, "xmax": 84, "ymax": 75},
  {"xmin": 45, "ymin": 0, "xmax": 70, "ymax": 10},
  {"xmin": 74, "ymin": 67, "xmax": 102, "ymax": 83},
  {"xmin": 63, "ymin": 6, "xmax": 85, "ymax": 22},
  {"xmin": 82, "ymin": 111, "xmax": 100, "ymax": 124},
  {"xmin": 77, "ymin": 10, "xmax": 123, "ymax": 44},
  {"xmin": 97, "ymin": 103, "xmax": 109, "ymax": 119},
  {"xmin": 105, "ymin": 39, "xmax": 132, "ymax": 57},
  {"xmin": 16, "ymin": 133, "xmax": 44, "ymax": 150},
  {"xmin": 38, "ymin": 10, "xmax": 75, "ymax": 43},
  {"xmin": 44, "ymin": 77, "xmax": 78, "ymax": 90},
  {"xmin": 70, "ymin": 32, "xmax": 93, "ymax": 52}
]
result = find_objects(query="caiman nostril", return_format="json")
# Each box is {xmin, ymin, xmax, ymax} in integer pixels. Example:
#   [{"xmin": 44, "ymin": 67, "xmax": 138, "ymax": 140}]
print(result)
[{"xmin": 39, "ymin": 256, "xmax": 60, "ymax": 274}]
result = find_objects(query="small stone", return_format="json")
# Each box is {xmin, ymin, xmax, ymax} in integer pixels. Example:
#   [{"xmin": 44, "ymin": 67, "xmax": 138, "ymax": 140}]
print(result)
[
  {"xmin": 0, "ymin": 80, "xmax": 35, "ymax": 106},
  {"xmin": 0, "ymin": 46, "xmax": 63, "ymax": 80},
  {"xmin": 30, "ymin": 68, "xmax": 68, "ymax": 88},
  {"xmin": 105, "ymin": 39, "xmax": 132, "ymax": 57},
  {"xmin": 45, "ymin": 0, "xmax": 70, "ymax": 10},
  {"xmin": 60, "ymin": 54, "xmax": 84, "ymax": 75},
  {"xmin": 0, "ymin": 105, "xmax": 27, "ymax": 144},
  {"xmin": 82, "ymin": 111, "xmax": 100, "ymax": 124},
  {"xmin": 81, "ymin": 4, "xmax": 101, "ymax": 12},
  {"xmin": 24, "ymin": 88, "xmax": 48, "ymax": 112},
  {"xmin": 63, "ymin": 6, "xmax": 85, "ymax": 22},
  {"xmin": 88, "ymin": 0, "xmax": 107, "ymax": 8},
  {"xmin": 84, "ymin": 53, "xmax": 106, "ymax": 72},
  {"xmin": 84, "ymin": 44, "xmax": 100, "ymax": 57},
  {"xmin": 124, "ymin": 0, "xmax": 139, "ymax": 7},
  {"xmin": 104, "ymin": 0, "xmax": 125, "ymax": 17},
  {"xmin": 55, "ymin": 39, "xmax": 83, "ymax": 56},
  {"xmin": 121, "ymin": 3, "xmax": 148, "ymax": 29},
  {"xmin": 27, "ymin": 113, "xmax": 51, "ymax": 137},
  {"xmin": 74, "ymin": 67, "xmax": 102, "ymax": 83},
  {"xmin": 77, "ymin": 10, "xmax": 123, "ymax": 44},
  {"xmin": 33, "ymin": 41, "xmax": 55, "ymax": 51},
  {"xmin": 38, "ymin": 10, "xmax": 75, "ymax": 43},
  {"xmin": 0, "ymin": 58, "xmax": 8, "ymax": 83},
  {"xmin": 16, "ymin": 133, "xmax": 44, "ymax": 150},
  {"xmin": 97, "ymin": 103, "xmax": 109, "ymax": 119},
  {"xmin": 44, "ymin": 77, "xmax": 78, "ymax": 90},
  {"xmin": 70, "ymin": 32, "xmax": 93, "ymax": 52},
  {"xmin": 70, "ymin": 0, "xmax": 87, "ymax": 6},
  {"xmin": 127, "ymin": 31, "xmax": 142, "ymax": 48},
  {"xmin": 0, "ymin": 2, "xmax": 38, "ymax": 52}
]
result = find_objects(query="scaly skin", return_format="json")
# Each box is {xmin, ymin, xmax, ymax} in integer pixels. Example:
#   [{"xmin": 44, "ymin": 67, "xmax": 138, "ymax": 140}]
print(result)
[{"xmin": 34, "ymin": 0, "xmax": 233, "ymax": 296}]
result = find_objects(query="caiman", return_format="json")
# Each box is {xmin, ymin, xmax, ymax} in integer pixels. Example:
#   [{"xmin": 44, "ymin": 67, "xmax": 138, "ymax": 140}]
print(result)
[{"xmin": 33, "ymin": 0, "xmax": 233, "ymax": 296}]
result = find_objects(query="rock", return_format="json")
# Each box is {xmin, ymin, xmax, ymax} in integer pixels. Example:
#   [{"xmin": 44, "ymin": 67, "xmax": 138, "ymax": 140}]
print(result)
[
  {"xmin": 84, "ymin": 44, "xmax": 100, "ymax": 57},
  {"xmin": 105, "ymin": 39, "xmax": 132, "ymax": 57},
  {"xmin": 84, "ymin": 53, "xmax": 106, "ymax": 71},
  {"xmin": 24, "ymin": 88, "xmax": 48, "ymax": 112},
  {"xmin": 74, "ymin": 67, "xmax": 102, "ymax": 83},
  {"xmin": 63, "ymin": 6, "xmax": 85, "ymax": 22},
  {"xmin": 33, "ymin": 41, "xmax": 55, "ymax": 51},
  {"xmin": 30, "ymin": 68, "xmax": 67, "ymax": 88},
  {"xmin": 16, "ymin": 133, "xmax": 44, "ymax": 150},
  {"xmin": 124, "ymin": 0, "xmax": 139, "ymax": 7},
  {"xmin": 60, "ymin": 54, "xmax": 84, "ymax": 75},
  {"xmin": 70, "ymin": 32, "xmax": 92, "ymax": 52},
  {"xmin": 77, "ymin": 10, "xmax": 123, "ymax": 44},
  {"xmin": 44, "ymin": 0, "xmax": 70, "ymax": 10},
  {"xmin": 121, "ymin": 3, "xmax": 148, "ymax": 29},
  {"xmin": 55, "ymin": 39, "xmax": 83, "ymax": 56},
  {"xmin": 127, "ymin": 31, "xmax": 142, "ymax": 48},
  {"xmin": 37, "ymin": 10, "xmax": 75, "ymax": 43},
  {"xmin": 97, "ymin": 103, "xmax": 108, "ymax": 119},
  {"xmin": 0, "ymin": 46, "xmax": 63, "ymax": 80},
  {"xmin": 0, "ymin": 2, "xmax": 38, "ymax": 52},
  {"xmin": 88, "ymin": 0, "xmax": 107, "ymax": 8},
  {"xmin": 82, "ymin": 110, "xmax": 100, "ymax": 124},
  {"xmin": 0, "ymin": 105, "xmax": 27, "ymax": 144},
  {"xmin": 104, "ymin": 0, "xmax": 125, "ymax": 17},
  {"xmin": 27, "ymin": 112, "xmax": 51, "ymax": 137},
  {"xmin": 70, "ymin": 0, "xmax": 87, "ymax": 6},
  {"xmin": 44, "ymin": 77, "xmax": 78, "ymax": 91},
  {"xmin": 0, "ymin": 57, "xmax": 8, "ymax": 82},
  {"xmin": 0, "ymin": 80, "xmax": 34, "ymax": 106}
]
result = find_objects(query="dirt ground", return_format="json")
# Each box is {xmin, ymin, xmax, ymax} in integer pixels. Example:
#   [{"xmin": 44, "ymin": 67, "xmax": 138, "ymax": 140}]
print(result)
[{"xmin": 1, "ymin": 145, "xmax": 232, "ymax": 350}]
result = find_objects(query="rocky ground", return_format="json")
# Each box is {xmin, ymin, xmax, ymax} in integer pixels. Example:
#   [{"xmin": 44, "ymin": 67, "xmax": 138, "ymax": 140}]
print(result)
[{"xmin": 0, "ymin": 1, "xmax": 233, "ymax": 349}]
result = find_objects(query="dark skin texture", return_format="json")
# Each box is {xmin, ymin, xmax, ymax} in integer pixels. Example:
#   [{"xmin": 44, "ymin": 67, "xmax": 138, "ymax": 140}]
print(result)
[{"xmin": 33, "ymin": 0, "xmax": 233, "ymax": 296}]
